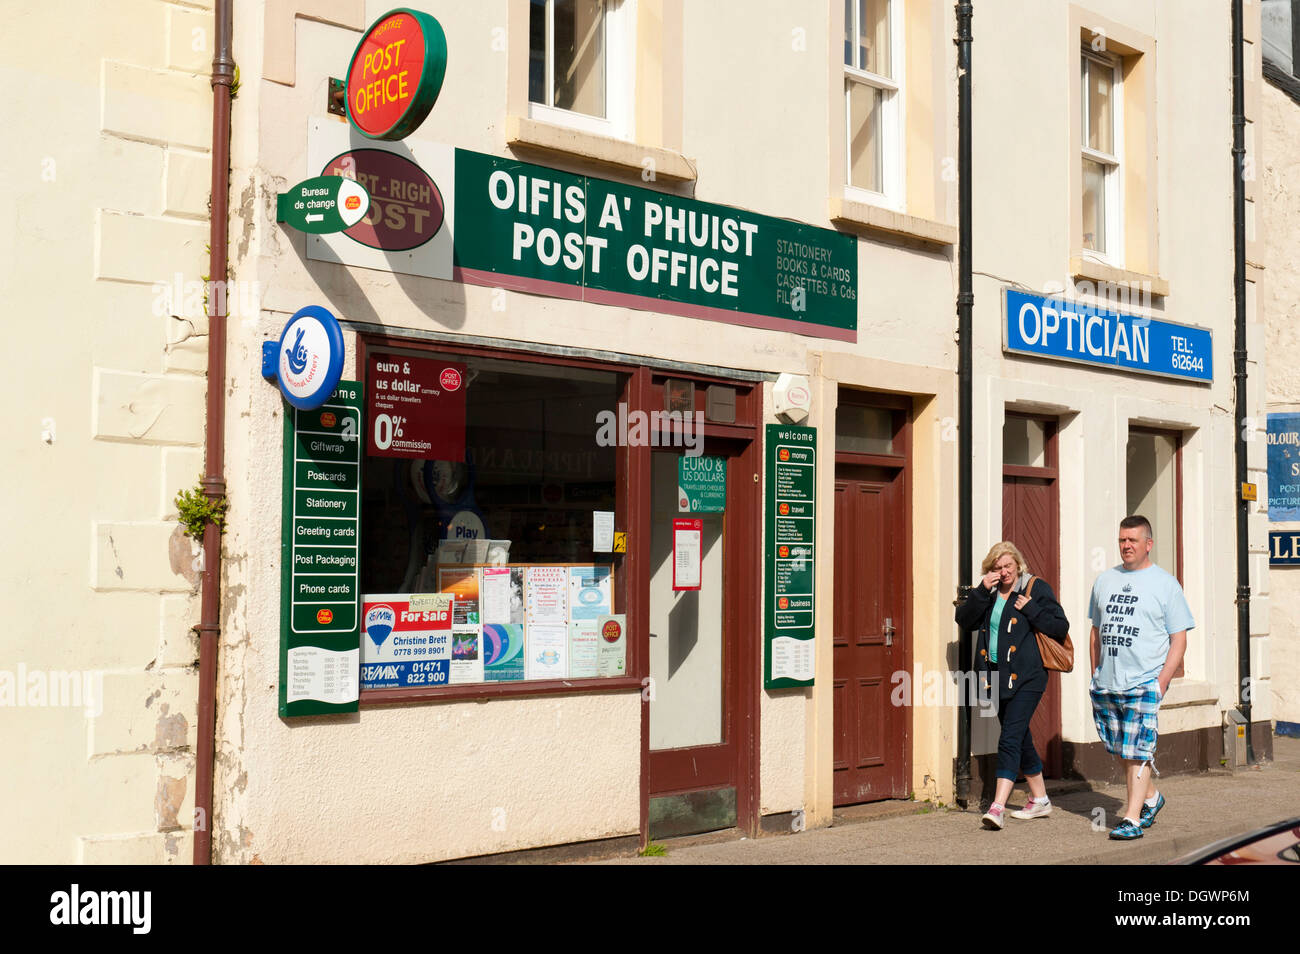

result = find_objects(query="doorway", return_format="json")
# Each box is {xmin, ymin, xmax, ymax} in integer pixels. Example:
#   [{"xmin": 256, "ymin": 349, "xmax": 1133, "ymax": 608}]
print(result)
[
  {"xmin": 640, "ymin": 374, "xmax": 759, "ymax": 840},
  {"xmin": 832, "ymin": 392, "xmax": 911, "ymax": 804},
  {"xmin": 1001, "ymin": 413, "xmax": 1062, "ymax": 777}
]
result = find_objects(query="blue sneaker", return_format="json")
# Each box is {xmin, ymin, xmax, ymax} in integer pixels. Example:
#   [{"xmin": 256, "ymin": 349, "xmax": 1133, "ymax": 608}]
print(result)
[
  {"xmin": 1109, "ymin": 818, "xmax": 1143, "ymax": 840},
  {"xmin": 1139, "ymin": 793, "xmax": 1165, "ymax": 829}
]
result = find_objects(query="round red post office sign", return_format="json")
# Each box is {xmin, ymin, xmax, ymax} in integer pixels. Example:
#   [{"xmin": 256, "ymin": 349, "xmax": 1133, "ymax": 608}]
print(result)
[{"xmin": 345, "ymin": 8, "xmax": 447, "ymax": 141}]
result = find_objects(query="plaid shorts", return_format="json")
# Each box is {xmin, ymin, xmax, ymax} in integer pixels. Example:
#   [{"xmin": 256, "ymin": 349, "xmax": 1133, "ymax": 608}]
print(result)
[{"xmin": 1090, "ymin": 680, "xmax": 1161, "ymax": 762}]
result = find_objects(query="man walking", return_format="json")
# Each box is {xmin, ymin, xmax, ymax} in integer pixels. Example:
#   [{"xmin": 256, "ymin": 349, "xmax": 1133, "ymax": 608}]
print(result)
[{"xmin": 1088, "ymin": 515, "xmax": 1194, "ymax": 841}]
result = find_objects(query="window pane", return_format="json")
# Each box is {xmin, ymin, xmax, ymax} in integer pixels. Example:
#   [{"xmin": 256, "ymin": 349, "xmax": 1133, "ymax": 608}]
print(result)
[
  {"xmin": 1082, "ymin": 157, "xmax": 1107, "ymax": 253},
  {"xmin": 1086, "ymin": 58, "xmax": 1113, "ymax": 154},
  {"xmin": 860, "ymin": 0, "xmax": 890, "ymax": 77},
  {"xmin": 361, "ymin": 354, "xmax": 622, "ymax": 595},
  {"xmin": 848, "ymin": 81, "xmax": 883, "ymax": 192},
  {"xmin": 1004, "ymin": 417, "xmax": 1047, "ymax": 467},
  {"xmin": 1126, "ymin": 431, "xmax": 1178, "ymax": 572},
  {"xmin": 844, "ymin": 0, "xmax": 854, "ymax": 66},
  {"xmin": 552, "ymin": 0, "xmax": 605, "ymax": 118},
  {"xmin": 529, "ymin": 0, "xmax": 547, "ymax": 105},
  {"xmin": 837, "ymin": 405, "xmax": 894, "ymax": 454}
]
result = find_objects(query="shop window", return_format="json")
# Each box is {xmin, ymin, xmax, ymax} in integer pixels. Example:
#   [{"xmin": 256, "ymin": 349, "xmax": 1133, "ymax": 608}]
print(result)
[
  {"xmin": 1125, "ymin": 428, "xmax": 1181, "ymax": 580},
  {"xmin": 359, "ymin": 343, "xmax": 630, "ymax": 693},
  {"xmin": 843, "ymin": 0, "xmax": 903, "ymax": 206},
  {"xmin": 528, "ymin": 0, "xmax": 633, "ymax": 138},
  {"xmin": 1081, "ymin": 49, "xmax": 1123, "ymax": 262}
]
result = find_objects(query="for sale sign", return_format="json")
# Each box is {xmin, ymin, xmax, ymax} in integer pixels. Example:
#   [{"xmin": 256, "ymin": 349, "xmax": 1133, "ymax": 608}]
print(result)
[
  {"xmin": 361, "ymin": 594, "xmax": 453, "ymax": 688},
  {"xmin": 366, "ymin": 353, "xmax": 467, "ymax": 460}
]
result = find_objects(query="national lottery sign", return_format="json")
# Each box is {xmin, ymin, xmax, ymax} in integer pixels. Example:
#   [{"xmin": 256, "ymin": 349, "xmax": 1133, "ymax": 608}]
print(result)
[{"xmin": 1004, "ymin": 289, "xmax": 1212, "ymax": 383}]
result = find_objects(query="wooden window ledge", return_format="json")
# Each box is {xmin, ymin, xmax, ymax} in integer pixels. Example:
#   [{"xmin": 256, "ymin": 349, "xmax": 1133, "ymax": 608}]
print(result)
[
  {"xmin": 1070, "ymin": 256, "xmax": 1170, "ymax": 299},
  {"xmin": 506, "ymin": 115, "xmax": 696, "ymax": 184},
  {"xmin": 829, "ymin": 197, "xmax": 957, "ymax": 247}
]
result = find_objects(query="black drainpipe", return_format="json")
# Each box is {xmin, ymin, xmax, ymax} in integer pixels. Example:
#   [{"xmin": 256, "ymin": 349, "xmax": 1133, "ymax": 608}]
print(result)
[
  {"xmin": 955, "ymin": 0, "xmax": 974, "ymax": 808},
  {"xmin": 1231, "ymin": 0, "xmax": 1254, "ymax": 762}
]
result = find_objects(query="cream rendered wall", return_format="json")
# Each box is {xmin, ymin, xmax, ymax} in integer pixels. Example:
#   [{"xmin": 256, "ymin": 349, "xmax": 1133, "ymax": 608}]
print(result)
[
  {"xmin": 0, "ymin": 0, "xmax": 212, "ymax": 862},
  {"xmin": 216, "ymin": 0, "xmax": 963, "ymax": 861},
  {"xmin": 969, "ymin": 0, "xmax": 1267, "ymax": 753},
  {"xmin": 1261, "ymin": 78, "xmax": 1300, "ymax": 728}
]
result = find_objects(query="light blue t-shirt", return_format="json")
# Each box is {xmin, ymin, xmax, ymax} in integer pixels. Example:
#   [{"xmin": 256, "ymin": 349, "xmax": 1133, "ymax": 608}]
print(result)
[{"xmin": 1089, "ymin": 564, "xmax": 1195, "ymax": 691}]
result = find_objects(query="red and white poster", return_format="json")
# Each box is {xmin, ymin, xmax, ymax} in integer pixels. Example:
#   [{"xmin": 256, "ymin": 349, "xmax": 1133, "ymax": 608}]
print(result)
[
  {"xmin": 367, "ymin": 353, "xmax": 467, "ymax": 460},
  {"xmin": 672, "ymin": 518, "xmax": 702, "ymax": 591}
]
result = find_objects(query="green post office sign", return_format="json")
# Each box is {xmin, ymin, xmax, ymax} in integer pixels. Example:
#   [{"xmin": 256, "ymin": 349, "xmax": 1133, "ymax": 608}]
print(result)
[
  {"xmin": 764, "ymin": 424, "xmax": 817, "ymax": 689},
  {"xmin": 277, "ymin": 176, "xmax": 370, "ymax": 233},
  {"xmin": 279, "ymin": 382, "xmax": 364, "ymax": 717}
]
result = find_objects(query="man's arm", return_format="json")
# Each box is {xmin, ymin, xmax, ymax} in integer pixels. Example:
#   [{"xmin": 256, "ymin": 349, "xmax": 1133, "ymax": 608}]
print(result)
[
  {"xmin": 1090, "ymin": 625, "xmax": 1099, "ymax": 673},
  {"xmin": 1157, "ymin": 631, "xmax": 1187, "ymax": 697}
]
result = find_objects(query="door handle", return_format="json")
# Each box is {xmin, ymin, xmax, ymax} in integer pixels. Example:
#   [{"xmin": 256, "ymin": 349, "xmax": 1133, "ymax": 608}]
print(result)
[{"xmin": 883, "ymin": 617, "xmax": 895, "ymax": 646}]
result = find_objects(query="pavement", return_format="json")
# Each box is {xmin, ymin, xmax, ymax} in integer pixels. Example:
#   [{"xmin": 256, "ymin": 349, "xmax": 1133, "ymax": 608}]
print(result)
[{"xmin": 591, "ymin": 735, "xmax": 1300, "ymax": 865}]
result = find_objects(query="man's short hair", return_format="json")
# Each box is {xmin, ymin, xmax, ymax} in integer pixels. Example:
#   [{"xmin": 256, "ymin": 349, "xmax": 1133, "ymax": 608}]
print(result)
[{"xmin": 1119, "ymin": 514, "xmax": 1153, "ymax": 539}]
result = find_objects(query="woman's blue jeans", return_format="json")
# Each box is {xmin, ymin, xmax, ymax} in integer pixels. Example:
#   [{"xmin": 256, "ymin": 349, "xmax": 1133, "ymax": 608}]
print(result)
[{"xmin": 996, "ymin": 687, "xmax": 1044, "ymax": 781}]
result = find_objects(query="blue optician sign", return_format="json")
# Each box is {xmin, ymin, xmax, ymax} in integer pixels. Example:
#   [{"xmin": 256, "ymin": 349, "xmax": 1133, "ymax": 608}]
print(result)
[
  {"xmin": 1267, "ymin": 413, "xmax": 1300, "ymax": 521},
  {"xmin": 1269, "ymin": 531, "xmax": 1300, "ymax": 566},
  {"xmin": 1004, "ymin": 289, "xmax": 1212, "ymax": 383},
  {"xmin": 264, "ymin": 305, "xmax": 346, "ymax": 410}
]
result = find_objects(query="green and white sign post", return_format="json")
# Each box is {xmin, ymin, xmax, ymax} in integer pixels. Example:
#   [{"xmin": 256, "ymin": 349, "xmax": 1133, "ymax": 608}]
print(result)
[
  {"xmin": 279, "ymin": 382, "xmax": 364, "ymax": 717},
  {"xmin": 678, "ymin": 455, "xmax": 727, "ymax": 512},
  {"xmin": 764, "ymin": 424, "xmax": 817, "ymax": 689}
]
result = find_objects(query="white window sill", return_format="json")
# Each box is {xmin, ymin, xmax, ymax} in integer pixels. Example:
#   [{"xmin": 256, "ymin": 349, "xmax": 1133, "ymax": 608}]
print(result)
[
  {"xmin": 1070, "ymin": 256, "xmax": 1169, "ymax": 298},
  {"xmin": 829, "ymin": 196, "xmax": 957, "ymax": 247},
  {"xmin": 1159, "ymin": 679, "xmax": 1216, "ymax": 710},
  {"xmin": 505, "ymin": 115, "xmax": 696, "ymax": 184}
]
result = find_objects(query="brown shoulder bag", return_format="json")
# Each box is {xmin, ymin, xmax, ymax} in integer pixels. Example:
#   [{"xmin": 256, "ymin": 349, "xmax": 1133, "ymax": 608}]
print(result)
[{"xmin": 1024, "ymin": 577, "xmax": 1075, "ymax": 673}]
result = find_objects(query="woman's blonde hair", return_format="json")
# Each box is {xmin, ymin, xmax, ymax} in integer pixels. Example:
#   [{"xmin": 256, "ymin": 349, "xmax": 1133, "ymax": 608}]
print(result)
[{"xmin": 981, "ymin": 541, "xmax": 1030, "ymax": 576}]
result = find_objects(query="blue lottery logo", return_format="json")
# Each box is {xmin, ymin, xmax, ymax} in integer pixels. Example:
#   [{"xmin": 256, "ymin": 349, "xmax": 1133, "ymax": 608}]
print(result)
[{"xmin": 365, "ymin": 604, "xmax": 396, "ymax": 647}]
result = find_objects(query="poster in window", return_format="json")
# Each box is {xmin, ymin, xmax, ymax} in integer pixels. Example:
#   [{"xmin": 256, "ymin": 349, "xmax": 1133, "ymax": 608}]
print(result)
[
  {"xmin": 525, "ymin": 566, "xmax": 569, "ymax": 624},
  {"xmin": 596, "ymin": 614, "xmax": 627, "ymax": 677},
  {"xmin": 482, "ymin": 623, "xmax": 525, "ymax": 681},
  {"xmin": 367, "ymin": 353, "xmax": 467, "ymax": 461},
  {"xmin": 672, "ymin": 518, "xmax": 703, "ymax": 591},
  {"xmin": 568, "ymin": 620, "xmax": 600, "ymax": 678},
  {"xmin": 526, "ymin": 624, "xmax": 568, "ymax": 680},
  {"xmin": 450, "ymin": 624, "xmax": 484, "ymax": 684},
  {"xmin": 568, "ymin": 566, "xmax": 611, "ymax": 620},
  {"xmin": 438, "ymin": 567, "xmax": 480, "ymax": 624}
]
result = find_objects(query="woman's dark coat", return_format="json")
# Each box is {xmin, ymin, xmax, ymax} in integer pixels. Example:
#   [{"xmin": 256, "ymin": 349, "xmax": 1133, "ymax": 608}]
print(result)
[{"xmin": 954, "ymin": 572, "xmax": 1071, "ymax": 698}]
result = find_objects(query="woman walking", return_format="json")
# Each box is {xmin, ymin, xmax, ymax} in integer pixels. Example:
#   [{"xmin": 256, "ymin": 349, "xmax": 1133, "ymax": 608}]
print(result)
[{"xmin": 955, "ymin": 542, "xmax": 1071, "ymax": 829}]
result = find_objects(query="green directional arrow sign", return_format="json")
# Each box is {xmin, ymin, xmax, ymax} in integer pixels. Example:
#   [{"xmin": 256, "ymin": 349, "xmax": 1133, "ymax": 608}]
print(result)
[{"xmin": 277, "ymin": 176, "xmax": 370, "ymax": 234}]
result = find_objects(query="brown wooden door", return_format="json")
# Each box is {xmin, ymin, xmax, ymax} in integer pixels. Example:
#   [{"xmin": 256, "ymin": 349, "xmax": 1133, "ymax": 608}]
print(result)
[
  {"xmin": 832, "ymin": 465, "xmax": 908, "ymax": 804},
  {"xmin": 1002, "ymin": 472, "xmax": 1062, "ymax": 778}
]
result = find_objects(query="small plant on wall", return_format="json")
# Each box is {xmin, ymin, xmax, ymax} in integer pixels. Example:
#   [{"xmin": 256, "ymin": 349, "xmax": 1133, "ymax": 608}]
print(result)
[{"xmin": 175, "ymin": 479, "xmax": 229, "ymax": 541}]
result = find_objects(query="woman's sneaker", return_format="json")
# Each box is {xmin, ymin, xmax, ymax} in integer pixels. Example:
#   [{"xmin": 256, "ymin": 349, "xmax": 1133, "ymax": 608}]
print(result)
[
  {"xmin": 1011, "ymin": 797, "xmax": 1052, "ymax": 820},
  {"xmin": 981, "ymin": 804, "xmax": 1005, "ymax": 830}
]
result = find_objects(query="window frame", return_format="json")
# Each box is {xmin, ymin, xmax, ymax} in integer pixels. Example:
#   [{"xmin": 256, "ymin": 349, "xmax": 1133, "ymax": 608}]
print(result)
[
  {"xmin": 842, "ymin": 0, "xmax": 906, "ymax": 211},
  {"xmin": 1080, "ymin": 48, "xmax": 1124, "ymax": 266},
  {"xmin": 1125, "ymin": 424, "xmax": 1184, "ymax": 585},
  {"xmin": 527, "ymin": 0, "xmax": 636, "ymax": 141},
  {"xmin": 355, "ymin": 332, "xmax": 642, "ymax": 705}
]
